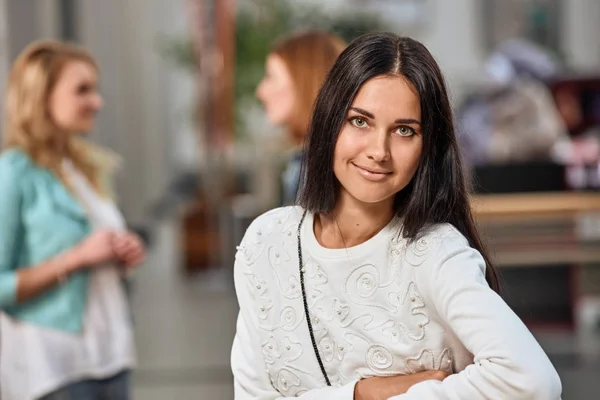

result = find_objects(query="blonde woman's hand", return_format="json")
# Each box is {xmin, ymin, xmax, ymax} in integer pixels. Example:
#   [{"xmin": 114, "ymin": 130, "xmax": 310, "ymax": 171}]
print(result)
[
  {"xmin": 354, "ymin": 370, "xmax": 451, "ymax": 400},
  {"xmin": 72, "ymin": 229, "xmax": 120, "ymax": 268},
  {"xmin": 112, "ymin": 231, "xmax": 145, "ymax": 269}
]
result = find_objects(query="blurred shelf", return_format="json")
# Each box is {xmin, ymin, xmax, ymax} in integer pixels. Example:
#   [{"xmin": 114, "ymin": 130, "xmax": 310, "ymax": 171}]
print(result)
[
  {"xmin": 492, "ymin": 247, "xmax": 600, "ymax": 268},
  {"xmin": 472, "ymin": 192, "xmax": 600, "ymax": 218},
  {"xmin": 472, "ymin": 191, "xmax": 600, "ymax": 267}
]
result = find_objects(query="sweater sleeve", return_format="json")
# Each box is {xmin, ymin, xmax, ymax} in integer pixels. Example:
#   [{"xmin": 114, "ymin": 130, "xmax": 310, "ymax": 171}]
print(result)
[
  {"xmin": 0, "ymin": 152, "xmax": 26, "ymax": 308},
  {"xmin": 231, "ymin": 221, "xmax": 358, "ymax": 400},
  {"xmin": 389, "ymin": 227, "xmax": 562, "ymax": 400}
]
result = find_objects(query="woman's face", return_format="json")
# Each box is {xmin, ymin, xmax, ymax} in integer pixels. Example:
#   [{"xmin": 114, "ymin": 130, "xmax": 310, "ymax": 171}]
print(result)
[
  {"xmin": 256, "ymin": 54, "xmax": 296, "ymax": 127},
  {"xmin": 333, "ymin": 75, "xmax": 423, "ymax": 207},
  {"xmin": 48, "ymin": 60, "xmax": 103, "ymax": 134}
]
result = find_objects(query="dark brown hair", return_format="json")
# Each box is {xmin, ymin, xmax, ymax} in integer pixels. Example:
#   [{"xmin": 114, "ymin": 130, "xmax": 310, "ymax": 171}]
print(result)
[{"xmin": 298, "ymin": 33, "xmax": 500, "ymax": 292}]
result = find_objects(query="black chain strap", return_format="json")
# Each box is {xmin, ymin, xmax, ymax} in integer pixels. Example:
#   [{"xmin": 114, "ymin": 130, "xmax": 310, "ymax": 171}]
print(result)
[{"xmin": 297, "ymin": 210, "xmax": 332, "ymax": 386}]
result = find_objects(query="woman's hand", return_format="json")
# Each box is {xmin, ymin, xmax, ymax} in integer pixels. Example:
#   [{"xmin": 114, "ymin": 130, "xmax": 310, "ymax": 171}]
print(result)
[
  {"xmin": 112, "ymin": 231, "xmax": 145, "ymax": 269},
  {"xmin": 354, "ymin": 370, "xmax": 451, "ymax": 400},
  {"xmin": 72, "ymin": 228, "xmax": 120, "ymax": 268}
]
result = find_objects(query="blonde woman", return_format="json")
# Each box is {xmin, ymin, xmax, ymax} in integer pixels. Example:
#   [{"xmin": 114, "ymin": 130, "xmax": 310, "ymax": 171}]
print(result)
[{"xmin": 0, "ymin": 40, "xmax": 144, "ymax": 400}]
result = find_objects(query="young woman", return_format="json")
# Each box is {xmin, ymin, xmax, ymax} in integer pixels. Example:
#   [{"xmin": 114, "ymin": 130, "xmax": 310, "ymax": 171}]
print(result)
[
  {"xmin": 231, "ymin": 33, "xmax": 562, "ymax": 399},
  {"xmin": 256, "ymin": 31, "xmax": 346, "ymax": 205},
  {"xmin": 0, "ymin": 40, "xmax": 144, "ymax": 400}
]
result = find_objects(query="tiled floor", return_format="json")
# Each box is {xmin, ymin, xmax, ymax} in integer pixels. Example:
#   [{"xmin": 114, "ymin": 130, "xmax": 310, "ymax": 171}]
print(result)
[
  {"xmin": 130, "ymin": 219, "xmax": 236, "ymax": 400},
  {"xmin": 131, "ymin": 220, "xmax": 600, "ymax": 399}
]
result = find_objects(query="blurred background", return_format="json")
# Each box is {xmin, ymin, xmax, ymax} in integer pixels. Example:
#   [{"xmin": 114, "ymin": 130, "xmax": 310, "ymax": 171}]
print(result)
[{"xmin": 1, "ymin": 0, "xmax": 600, "ymax": 398}]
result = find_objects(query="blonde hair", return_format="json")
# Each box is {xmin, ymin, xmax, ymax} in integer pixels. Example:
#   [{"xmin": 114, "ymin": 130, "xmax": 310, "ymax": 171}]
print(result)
[
  {"xmin": 3, "ymin": 39, "xmax": 119, "ymax": 197},
  {"xmin": 272, "ymin": 31, "xmax": 346, "ymax": 144}
]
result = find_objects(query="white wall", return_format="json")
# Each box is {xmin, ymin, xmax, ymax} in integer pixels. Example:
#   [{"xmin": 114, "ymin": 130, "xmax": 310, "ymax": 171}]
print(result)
[
  {"xmin": 0, "ymin": 0, "xmax": 9, "ymax": 142},
  {"xmin": 154, "ymin": 0, "xmax": 202, "ymax": 173},
  {"xmin": 78, "ymin": 0, "xmax": 177, "ymax": 225},
  {"xmin": 562, "ymin": 0, "xmax": 600, "ymax": 72},
  {"xmin": 0, "ymin": 0, "xmax": 60, "ymax": 143},
  {"xmin": 412, "ymin": 0, "xmax": 486, "ymax": 102},
  {"xmin": 287, "ymin": 0, "xmax": 486, "ymax": 103}
]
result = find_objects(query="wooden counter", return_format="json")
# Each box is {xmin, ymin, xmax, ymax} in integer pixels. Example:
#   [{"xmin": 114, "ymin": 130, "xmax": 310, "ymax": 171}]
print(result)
[
  {"xmin": 472, "ymin": 192, "xmax": 600, "ymax": 218},
  {"xmin": 471, "ymin": 192, "xmax": 600, "ymax": 267}
]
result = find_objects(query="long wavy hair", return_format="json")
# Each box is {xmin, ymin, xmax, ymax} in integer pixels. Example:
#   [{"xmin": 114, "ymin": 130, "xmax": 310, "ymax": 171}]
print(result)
[
  {"xmin": 3, "ymin": 40, "xmax": 119, "ymax": 197},
  {"xmin": 298, "ymin": 33, "xmax": 500, "ymax": 292}
]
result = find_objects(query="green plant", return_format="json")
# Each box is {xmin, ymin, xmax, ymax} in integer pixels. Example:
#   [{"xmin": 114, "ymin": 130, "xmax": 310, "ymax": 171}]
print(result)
[{"xmin": 158, "ymin": 35, "xmax": 197, "ymax": 72}]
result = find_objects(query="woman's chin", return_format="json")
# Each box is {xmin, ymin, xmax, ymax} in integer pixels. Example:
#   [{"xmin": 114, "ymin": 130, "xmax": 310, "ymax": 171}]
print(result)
[{"xmin": 344, "ymin": 188, "xmax": 396, "ymax": 206}]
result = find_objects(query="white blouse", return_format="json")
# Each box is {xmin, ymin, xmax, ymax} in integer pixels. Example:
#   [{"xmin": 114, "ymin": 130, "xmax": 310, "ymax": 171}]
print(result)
[
  {"xmin": 231, "ymin": 206, "xmax": 562, "ymax": 399},
  {"xmin": 0, "ymin": 160, "xmax": 135, "ymax": 400}
]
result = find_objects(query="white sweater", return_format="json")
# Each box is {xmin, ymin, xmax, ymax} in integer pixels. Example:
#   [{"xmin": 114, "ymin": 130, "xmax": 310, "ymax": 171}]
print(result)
[{"xmin": 231, "ymin": 206, "xmax": 562, "ymax": 399}]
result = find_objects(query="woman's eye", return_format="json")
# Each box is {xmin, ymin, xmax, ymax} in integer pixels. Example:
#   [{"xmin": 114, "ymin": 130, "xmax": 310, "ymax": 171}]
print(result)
[
  {"xmin": 351, "ymin": 117, "xmax": 368, "ymax": 128},
  {"xmin": 77, "ymin": 84, "xmax": 92, "ymax": 94},
  {"xmin": 396, "ymin": 126, "xmax": 415, "ymax": 136}
]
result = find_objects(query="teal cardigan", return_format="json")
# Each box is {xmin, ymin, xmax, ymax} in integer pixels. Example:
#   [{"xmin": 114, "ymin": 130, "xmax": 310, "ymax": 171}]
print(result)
[{"xmin": 0, "ymin": 149, "xmax": 93, "ymax": 333}]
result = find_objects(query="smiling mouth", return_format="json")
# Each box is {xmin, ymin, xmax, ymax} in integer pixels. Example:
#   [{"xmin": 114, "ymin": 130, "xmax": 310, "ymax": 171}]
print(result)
[
  {"xmin": 352, "ymin": 163, "xmax": 391, "ymax": 175},
  {"xmin": 352, "ymin": 163, "xmax": 392, "ymax": 181}
]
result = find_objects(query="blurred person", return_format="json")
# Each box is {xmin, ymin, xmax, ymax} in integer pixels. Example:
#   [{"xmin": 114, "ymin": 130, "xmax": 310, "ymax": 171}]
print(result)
[
  {"xmin": 458, "ymin": 38, "xmax": 566, "ymax": 166},
  {"xmin": 231, "ymin": 33, "xmax": 562, "ymax": 399},
  {"xmin": 0, "ymin": 40, "xmax": 144, "ymax": 400},
  {"xmin": 256, "ymin": 31, "xmax": 346, "ymax": 205}
]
